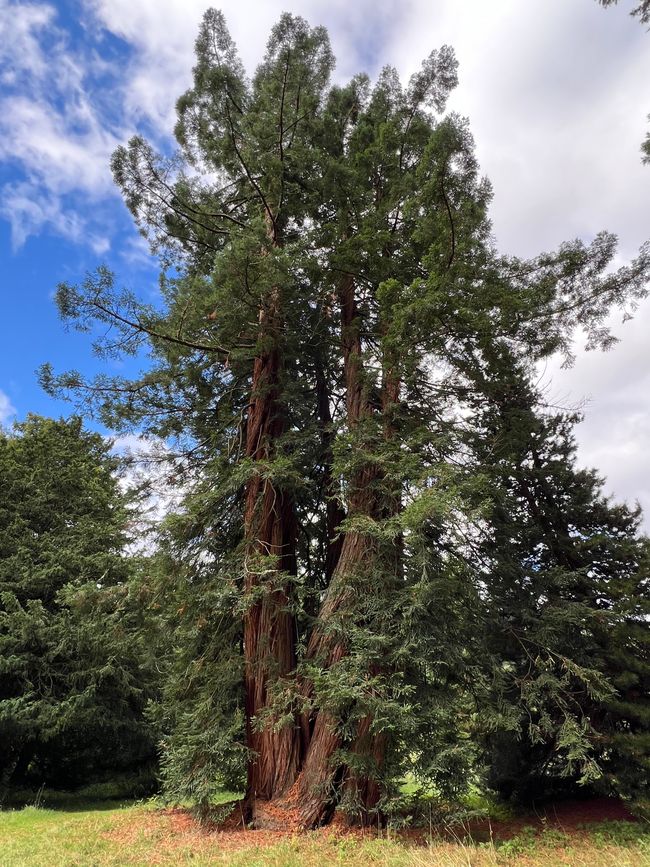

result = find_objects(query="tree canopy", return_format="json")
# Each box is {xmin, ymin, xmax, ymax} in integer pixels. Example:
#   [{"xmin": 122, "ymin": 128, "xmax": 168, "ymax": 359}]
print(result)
[{"xmin": 0, "ymin": 415, "xmax": 158, "ymax": 796}]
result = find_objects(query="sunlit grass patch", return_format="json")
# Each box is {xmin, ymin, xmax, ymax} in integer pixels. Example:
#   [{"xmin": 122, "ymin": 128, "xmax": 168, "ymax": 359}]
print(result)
[{"xmin": 1, "ymin": 800, "xmax": 649, "ymax": 866}]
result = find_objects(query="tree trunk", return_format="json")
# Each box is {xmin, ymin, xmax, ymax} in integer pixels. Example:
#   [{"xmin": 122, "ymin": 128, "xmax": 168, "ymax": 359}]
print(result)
[
  {"xmin": 341, "ymin": 713, "xmax": 388, "ymax": 824},
  {"xmin": 247, "ymin": 270, "xmax": 402, "ymax": 827},
  {"xmin": 242, "ymin": 266, "xmax": 301, "ymax": 806},
  {"xmin": 288, "ymin": 272, "xmax": 396, "ymax": 826},
  {"xmin": 290, "ymin": 524, "xmax": 379, "ymax": 826},
  {"xmin": 314, "ymin": 351, "xmax": 346, "ymax": 586},
  {"xmin": 339, "ymin": 319, "xmax": 402, "ymax": 819}
]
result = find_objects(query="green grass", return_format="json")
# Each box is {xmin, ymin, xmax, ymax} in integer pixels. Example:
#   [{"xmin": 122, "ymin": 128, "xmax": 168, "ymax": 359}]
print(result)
[
  {"xmin": 0, "ymin": 803, "xmax": 131, "ymax": 866},
  {"xmin": 1, "ymin": 798, "xmax": 649, "ymax": 866},
  {"xmin": 0, "ymin": 769, "xmax": 158, "ymax": 811}
]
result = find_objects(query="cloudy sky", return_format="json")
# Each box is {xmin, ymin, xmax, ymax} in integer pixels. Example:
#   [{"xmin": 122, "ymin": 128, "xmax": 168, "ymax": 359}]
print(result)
[{"xmin": 1, "ymin": 0, "xmax": 649, "ymax": 519}]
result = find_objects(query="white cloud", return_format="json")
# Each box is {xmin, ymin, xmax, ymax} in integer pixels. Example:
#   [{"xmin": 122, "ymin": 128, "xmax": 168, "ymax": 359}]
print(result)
[
  {"xmin": 385, "ymin": 0, "xmax": 650, "ymax": 256},
  {"xmin": 0, "ymin": 0, "xmax": 122, "ymax": 246},
  {"xmin": 0, "ymin": 97, "xmax": 118, "ymax": 195},
  {"xmin": 0, "ymin": 0, "xmax": 55, "ymax": 81},
  {"xmin": 382, "ymin": 0, "xmax": 650, "ymax": 522},
  {"xmin": 120, "ymin": 233, "xmax": 155, "ymax": 268},
  {"xmin": 10, "ymin": 1, "xmax": 648, "ymax": 256},
  {"xmin": 0, "ymin": 389, "xmax": 16, "ymax": 426},
  {"xmin": 1, "ymin": 181, "xmax": 110, "ymax": 252},
  {"xmin": 110, "ymin": 433, "xmax": 186, "ymax": 548},
  {"xmin": 544, "ymin": 303, "xmax": 650, "ymax": 524}
]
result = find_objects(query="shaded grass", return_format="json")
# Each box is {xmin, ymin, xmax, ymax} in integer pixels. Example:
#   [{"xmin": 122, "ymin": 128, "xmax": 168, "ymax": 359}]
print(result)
[
  {"xmin": 0, "ymin": 800, "xmax": 649, "ymax": 866},
  {"xmin": 1, "ymin": 769, "xmax": 158, "ymax": 811}
]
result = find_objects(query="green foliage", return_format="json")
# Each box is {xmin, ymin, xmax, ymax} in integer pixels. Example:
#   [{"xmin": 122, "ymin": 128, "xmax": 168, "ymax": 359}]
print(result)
[
  {"xmin": 466, "ymin": 363, "xmax": 650, "ymax": 804},
  {"xmin": 135, "ymin": 450, "xmax": 249, "ymax": 807},
  {"xmin": 0, "ymin": 416, "xmax": 159, "ymax": 795}
]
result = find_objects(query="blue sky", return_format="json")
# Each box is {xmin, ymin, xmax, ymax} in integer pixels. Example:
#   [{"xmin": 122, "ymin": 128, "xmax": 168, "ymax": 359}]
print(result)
[
  {"xmin": 1, "ymin": 0, "xmax": 650, "ymax": 518},
  {"xmin": 0, "ymin": 0, "xmax": 160, "ymax": 422}
]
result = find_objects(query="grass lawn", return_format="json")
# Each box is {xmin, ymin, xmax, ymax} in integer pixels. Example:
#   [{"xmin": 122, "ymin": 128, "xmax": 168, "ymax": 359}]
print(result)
[{"xmin": 1, "ymin": 797, "xmax": 649, "ymax": 866}]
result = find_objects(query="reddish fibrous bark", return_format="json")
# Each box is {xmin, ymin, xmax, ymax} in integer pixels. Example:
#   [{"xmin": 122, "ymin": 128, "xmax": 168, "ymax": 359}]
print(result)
[
  {"xmin": 286, "ymin": 273, "xmax": 401, "ymax": 827},
  {"xmin": 342, "ymin": 711, "xmax": 388, "ymax": 823},
  {"xmin": 242, "ymin": 212, "xmax": 302, "ymax": 807},
  {"xmin": 242, "ymin": 324, "xmax": 302, "ymax": 803},
  {"xmin": 242, "ymin": 267, "xmax": 402, "ymax": 827},
  {"xmin": 290, "ymin": 525, "xmax": 379, "ymax": 827}
]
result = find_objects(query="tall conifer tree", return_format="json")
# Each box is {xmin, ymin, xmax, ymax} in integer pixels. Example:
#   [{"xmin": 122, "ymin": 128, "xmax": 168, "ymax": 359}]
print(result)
[
  {"xmin": 43, "ymin": 10, "xmax": 650, "ymax": 825},
  {"xmin": 0, "ymin": 416, "xmax": 157, "ymax": 795},
  {"xmin": 463, "ymin": 350, "xmax": 649, "ymax": 802}
]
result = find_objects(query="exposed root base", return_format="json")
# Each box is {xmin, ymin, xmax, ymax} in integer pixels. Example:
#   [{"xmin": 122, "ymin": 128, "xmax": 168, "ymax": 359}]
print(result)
[
  {"xmin": 246, "ymin": 798, "xmax": 381, "ymax": 832},
  {"xmin": 247, "ymin": 799, "xmax": 303, "ymax": 831}
]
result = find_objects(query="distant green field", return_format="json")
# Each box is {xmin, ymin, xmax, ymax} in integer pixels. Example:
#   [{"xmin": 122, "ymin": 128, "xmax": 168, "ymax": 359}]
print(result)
[{"xmin": 1, "ymin": 797, "xmax": 649, "ymax": 867}]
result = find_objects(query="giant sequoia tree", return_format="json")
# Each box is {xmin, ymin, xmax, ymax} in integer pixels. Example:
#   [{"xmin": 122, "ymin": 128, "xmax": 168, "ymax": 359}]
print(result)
[{"xmin": 42, "ymin": 10, "xmax": 650, "ymax": 826}]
